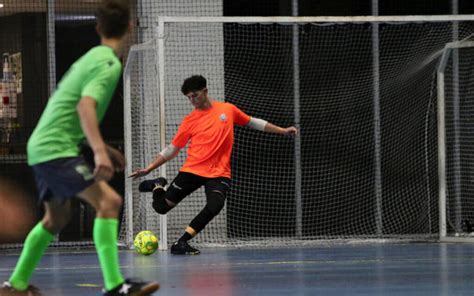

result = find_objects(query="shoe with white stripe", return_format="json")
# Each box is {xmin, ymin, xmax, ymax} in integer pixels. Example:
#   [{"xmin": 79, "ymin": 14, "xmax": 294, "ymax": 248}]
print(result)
[
  {"xmin": 138, "ymin": 177, "xmax": 168, "ymax": 193},
  {"xmin": 102, "ymin": 279, "xmax": 159, "ymax": 296},
  {"xmin": 170, "ymin": 241, "xmax": 201, "ymax": 255}
]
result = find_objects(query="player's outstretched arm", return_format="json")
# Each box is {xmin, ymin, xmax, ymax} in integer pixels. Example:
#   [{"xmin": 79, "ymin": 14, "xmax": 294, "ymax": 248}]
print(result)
[
  {"xmin": 263, "ymin": 122, "xmax": 297, "ymax": 136},
  {"xmin": 77, "ymin": 96, "xmax": 114, "ymax": 181},
  {"xmin": 247, "ymin": 117, "xmax": 297, "ymax": 136},
  {"xmin": 129, "ymin": 144, "xmax": 180, "ymax": 179}
]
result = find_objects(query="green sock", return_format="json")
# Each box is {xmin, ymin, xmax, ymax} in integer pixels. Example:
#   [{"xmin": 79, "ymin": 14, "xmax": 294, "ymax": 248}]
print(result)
[
  {"xmin": 94, "ymin": 218, "xmax": 124, "ymax": 291},
  {"xmin": 9, "ymin": 222, "xmax": 54, "ymax": 291}
]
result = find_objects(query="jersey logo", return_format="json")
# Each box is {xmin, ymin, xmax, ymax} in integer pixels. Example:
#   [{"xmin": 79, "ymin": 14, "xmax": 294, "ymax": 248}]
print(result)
[{"xmin": 219, "ymin": 113, "xmax": 227, "ymax": 122}]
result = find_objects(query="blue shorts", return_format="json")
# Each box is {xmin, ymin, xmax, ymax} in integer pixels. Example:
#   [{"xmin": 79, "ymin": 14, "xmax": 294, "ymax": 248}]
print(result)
[{"xmin": 32, "ymin": 156, "xmax": 95, "ymax": 202}]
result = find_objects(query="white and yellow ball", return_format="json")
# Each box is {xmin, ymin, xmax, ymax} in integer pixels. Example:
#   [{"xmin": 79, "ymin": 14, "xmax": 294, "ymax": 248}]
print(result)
[{"xmin": 134, "ymin": 230, "xmax": 159, "ymax": 255}]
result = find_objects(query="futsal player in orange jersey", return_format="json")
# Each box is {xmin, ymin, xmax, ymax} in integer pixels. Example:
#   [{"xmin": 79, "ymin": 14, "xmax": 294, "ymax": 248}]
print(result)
[{"xmin": 130, "ymin": 75, "xmax": 297, "ymax": 255}]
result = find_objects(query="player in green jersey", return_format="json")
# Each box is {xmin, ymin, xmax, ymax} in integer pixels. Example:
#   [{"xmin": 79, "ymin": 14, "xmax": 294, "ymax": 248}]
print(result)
[{"xmin": 0, "ymin": 1, "xmax": 159, "ymax": 295}]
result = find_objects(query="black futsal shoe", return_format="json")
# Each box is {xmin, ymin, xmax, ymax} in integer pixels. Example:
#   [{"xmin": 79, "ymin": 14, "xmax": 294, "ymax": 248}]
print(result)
[
  {"xmin": 138, "ymin": 177, "xmax": 168, "ymax": 193},
  {"xmin": 102, "ymin": 279, "xmax": 160, "ymax": 296},
  {"xmin": 170, "ymin": 241, "xmax": 201, "ymax": 255}
]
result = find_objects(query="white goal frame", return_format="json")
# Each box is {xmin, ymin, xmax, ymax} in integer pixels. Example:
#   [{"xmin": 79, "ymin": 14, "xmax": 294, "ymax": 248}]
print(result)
[
  {"xmin": 124, "ymin": 15, "xmax": 474, "ymax": 250},
  {"xmin": 438, "ymin": 39, "xmax": 474, "ymax": 243}
]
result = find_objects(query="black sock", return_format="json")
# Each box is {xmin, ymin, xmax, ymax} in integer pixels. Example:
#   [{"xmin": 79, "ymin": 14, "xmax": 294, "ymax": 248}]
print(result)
[{"xmin": 178, "ymin": 232, "xmax": 192, "ymax": 243}]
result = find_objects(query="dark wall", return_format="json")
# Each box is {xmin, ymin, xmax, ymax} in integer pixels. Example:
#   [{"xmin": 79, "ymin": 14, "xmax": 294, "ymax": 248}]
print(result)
[
  {"xmin": 21, "ymin": 14, "xmax": 49, "ymax": 141},
  {"xmin": 299, "ymin": 0, "xmax": 371, "ymax": 16},
  {"xmin": 380, "ymin": 0, "xmax": 474, "ymax": 14},
  {"xmin": 224, "ymin": 0, "xmax": 471, "ymax": 16},
  {"xmin": 460, "ymin": 0, "xmax": 474, "ymax": 13},
  {"xmin": 0, "ymin": 16, "xmax": 21, "ymax": 64},
  {"xmin": 56, "ymin": 22, "xmax": 99, "ymax": 82},
  {"xmin": 0, "ymin": 12, "xmax": 48, "ymax": 162},
  {"xmin": 0, "ymin": 13, "xmax": 48, "ymax": 153},
  {"xmin": 379, "ymin": 0, "xmax": 450, "ymax": 15},
  {"xmin": 224, "ymin": 0, "xmax": 290, "ymax": 16}
]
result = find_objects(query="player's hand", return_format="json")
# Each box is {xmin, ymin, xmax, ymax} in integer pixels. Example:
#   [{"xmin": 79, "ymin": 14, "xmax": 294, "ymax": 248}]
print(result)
[
  {"xmin": 129, "ymin": 168, "xmax": 151, "ymax": 179},
  {"xmin": 93, "ymin": 151, "xmax": 114, "ymax": 182},
  {"xmin": 282, "ymin": 126, "xmax": 298, "ymax": 136},
  {"xmin": 107, "ymin": 145, "xmax": 126, "ymax": 172}
]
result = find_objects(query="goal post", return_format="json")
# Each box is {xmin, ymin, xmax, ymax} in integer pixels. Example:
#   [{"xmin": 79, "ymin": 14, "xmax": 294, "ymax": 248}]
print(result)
[
  {"xmin": 121, "ymin": 16, "xmax": 474, "ymax": 249},
  {"xmin": 438, "ymin": 40, "xmax": 474, "ymax": 243},
  {"xmin": 123, "ymin": 39, "xmax": 167, "ymax": 249}
]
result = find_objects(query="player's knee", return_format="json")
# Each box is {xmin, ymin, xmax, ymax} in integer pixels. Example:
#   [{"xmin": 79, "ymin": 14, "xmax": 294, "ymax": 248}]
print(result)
[
  {"xmin": 188, "ymin": 193, "xmax": 225, "ymax": 233},
  {"xmin": 100, "ymin": 191, "xmax": 123, "ymax": 213},
  {"xmin": 42, "ymin": 201, "xmax": 73, "ymax": 233},
  {"xmin": 206, "ymin": 191, "xmax": 226, "ymax": 216},
  {"xmin": 42, "ymin": 212, "xmax": 71, "ymax": 234},
  {"xmin": 110, "ymin": 193, "xmax": 123, "ymax": 211},
  {"xmin": 153, "ymin": 198, "xmax": 174, "ymax": 214}
]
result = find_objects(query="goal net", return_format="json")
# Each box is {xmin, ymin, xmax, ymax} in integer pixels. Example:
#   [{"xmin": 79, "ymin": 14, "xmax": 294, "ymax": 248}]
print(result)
[{"xmin": 122, "ymin": 16, "xmax": 474, "ymax": 249}]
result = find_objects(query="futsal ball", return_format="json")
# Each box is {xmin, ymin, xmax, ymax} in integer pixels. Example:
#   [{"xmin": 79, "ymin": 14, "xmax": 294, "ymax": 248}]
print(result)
[{"xmin": 134, "ymin": 230, "xmax": 159, "ymax": 255}]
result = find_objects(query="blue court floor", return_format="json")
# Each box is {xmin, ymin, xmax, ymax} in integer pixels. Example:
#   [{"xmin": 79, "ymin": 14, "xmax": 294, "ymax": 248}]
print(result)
[{"xmin": 1, "ymin": 243, "xmax": 474, "ymax": 295}]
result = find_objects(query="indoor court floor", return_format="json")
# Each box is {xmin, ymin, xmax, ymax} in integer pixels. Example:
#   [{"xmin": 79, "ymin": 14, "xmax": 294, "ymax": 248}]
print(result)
[{"xmin": 1, "ymin": 243, "xmax": 474, "ymax": 295}]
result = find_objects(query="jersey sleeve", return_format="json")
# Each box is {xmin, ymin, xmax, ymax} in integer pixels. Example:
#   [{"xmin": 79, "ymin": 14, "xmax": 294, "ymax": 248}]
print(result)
[
  {"xmin": 81, "ymin": 59, "xmax": 121, "ymax": 107},
  {"xmin": 171, "ymin": 119, "xmax": 192, "ymax": 148},
  {"xmin": 231, "ymin": 104, "xmax": 251, "ymax": 126}
]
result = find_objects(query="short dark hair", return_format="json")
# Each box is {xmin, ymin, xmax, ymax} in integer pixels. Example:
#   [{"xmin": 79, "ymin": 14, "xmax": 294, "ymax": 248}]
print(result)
[
  {"xmin": 96, "ymin": 0, "xmax": 130, "ymax": 39},
  {"xmin": 181, "ymin": 75, "xmax": 207, "ymax": 94}
]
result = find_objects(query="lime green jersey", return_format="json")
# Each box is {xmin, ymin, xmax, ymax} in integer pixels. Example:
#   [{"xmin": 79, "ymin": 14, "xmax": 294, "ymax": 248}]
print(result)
[{"xmin": 27, "ymin": 45, "xmax": 122, "ymax": 165}]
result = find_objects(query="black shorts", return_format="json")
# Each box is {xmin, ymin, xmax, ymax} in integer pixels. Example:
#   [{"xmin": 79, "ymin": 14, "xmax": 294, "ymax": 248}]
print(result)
[
  {"xmin": 164, "ymin": 172, "xmax": 231, "ymax": 204},
  {"xmin": 32, "ymin": 156, "xmax": 95, "ymax": 202}
]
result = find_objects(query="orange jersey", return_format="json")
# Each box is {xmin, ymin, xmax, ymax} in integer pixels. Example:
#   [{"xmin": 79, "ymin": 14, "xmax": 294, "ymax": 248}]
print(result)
[{"xmin": 171, "ymin": 101, "xmax": 251, "ymax": 178}]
